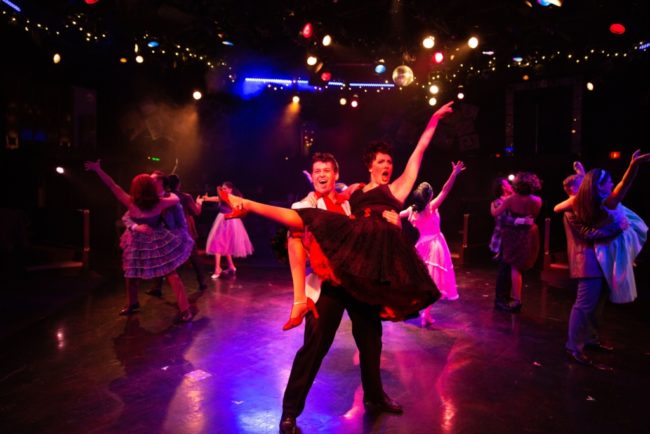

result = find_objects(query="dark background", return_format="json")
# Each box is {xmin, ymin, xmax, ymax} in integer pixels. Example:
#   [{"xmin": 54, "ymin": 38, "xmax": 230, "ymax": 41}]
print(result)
[{"xmin": 1, "ymin": 1, "xmax": 648, "ymax": 287}]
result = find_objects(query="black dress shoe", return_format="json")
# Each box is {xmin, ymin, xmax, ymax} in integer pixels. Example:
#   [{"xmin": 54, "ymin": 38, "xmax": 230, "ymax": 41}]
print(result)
[
  {"xmin": 494, "ymin": 300, "xmax": 520, "ymax": 313},
  {"xmin": 279, "ymin": 415, "xmax": 296, "ymax": 434},
  {"xmin": 119, "ymin": 303, "xmax": 140, "ymax": 316},
  {"xmin": 565, "ymin": 349, "xmax": 592, "ymax": 366},
  {"xmin": 145, "ymin": 288, "xmax": 163, "ymax": 297},
  {"xmin": 363, "ymin": 393, "xmax": 403, "ymax": 414},
  {"xmin": 585, "ymin": 342, "xmax": 614, "ymax": 353}
]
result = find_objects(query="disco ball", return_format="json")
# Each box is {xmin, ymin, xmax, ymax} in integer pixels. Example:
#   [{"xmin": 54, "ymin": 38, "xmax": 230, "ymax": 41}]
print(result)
[{"xmin": 392, "ymin": 65, "xmax": 414, "ymax": 87}]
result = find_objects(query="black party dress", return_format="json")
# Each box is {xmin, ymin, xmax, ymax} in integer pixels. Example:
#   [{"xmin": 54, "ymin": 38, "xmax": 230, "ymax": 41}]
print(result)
[{"xmin": 296, "ymin": 184, "xmax": 441, "ymax": 321}]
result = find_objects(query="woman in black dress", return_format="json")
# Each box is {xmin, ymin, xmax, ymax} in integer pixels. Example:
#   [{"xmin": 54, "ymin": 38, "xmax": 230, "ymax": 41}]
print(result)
[{"xmin": 221, "ymin": 102, "xmax": 454, "ymax": 320}]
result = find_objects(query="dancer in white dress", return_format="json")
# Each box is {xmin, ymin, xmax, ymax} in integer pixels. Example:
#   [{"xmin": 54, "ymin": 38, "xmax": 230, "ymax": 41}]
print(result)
[
  {"xmin": 201, "ymin": 181, "xmax": 253, "ymax": 278},
  {"xmin": 400, "ymin": 161, "xmax": 465, "ymax": 324}
]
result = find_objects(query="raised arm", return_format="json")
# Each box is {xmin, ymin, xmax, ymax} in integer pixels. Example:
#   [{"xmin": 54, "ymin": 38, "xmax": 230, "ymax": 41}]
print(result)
[
  {"xmin": 553, "ymin": 196, "xmax": 574, "ymax": 213},
  {"xmin": 573, "ymin": 161, "xmax": 585, "ymax": 176},
  {"xmin": 390, "ymin": 101, "xmax": 454, "ymax": 202},
  {"xmin": 603, "ymin": 149, "xmax": 650, "ymax": 209},
  {"xmin": 429, "ymin": 161, "xmax": 465, "ymax": 210},
  {"xmin": 84, "ymin": 160, "xmax": 131, "ymax": 208},
  {"xmin": 201, "ymin": 193, "xmax": 221, "ymax": 203}
]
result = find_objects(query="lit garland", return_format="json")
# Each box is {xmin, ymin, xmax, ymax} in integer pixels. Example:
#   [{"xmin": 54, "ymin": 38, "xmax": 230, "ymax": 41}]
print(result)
[
  {"xmin": 0, "ymin": 7, "xmax": 229, "ymax": 71},
  {"xmin": 2, "ymin": 5, "xmax": 647, "ymax": 99}
]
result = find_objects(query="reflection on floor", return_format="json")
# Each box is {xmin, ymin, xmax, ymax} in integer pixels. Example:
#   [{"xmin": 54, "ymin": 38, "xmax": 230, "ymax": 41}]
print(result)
[{"xmin": 0, "ymin": 265, "xmax": 648, "ymax": 434}]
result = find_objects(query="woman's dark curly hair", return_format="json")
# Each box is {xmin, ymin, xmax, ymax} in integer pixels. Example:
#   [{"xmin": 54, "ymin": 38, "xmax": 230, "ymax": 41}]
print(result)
[
  {"xmin": 512, "ymin": 172, "xmax": 542, "ymax": 195},
  {"xmin": 130, "ymin": 174, "xmax": 160, "ymax": 211},
  {"xmin": 362, "ymin": 141, "xmax": 393, "ymax": 169}
]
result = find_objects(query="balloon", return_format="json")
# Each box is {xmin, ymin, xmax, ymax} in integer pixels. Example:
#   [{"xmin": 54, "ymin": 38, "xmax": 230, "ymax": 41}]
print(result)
[{"xmin": 392, "ymin": 65, "xmax": 414, "ymax": 87}]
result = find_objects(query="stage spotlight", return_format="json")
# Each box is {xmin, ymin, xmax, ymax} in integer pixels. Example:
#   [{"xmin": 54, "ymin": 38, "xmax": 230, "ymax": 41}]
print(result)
[
  {"xmin": 320, "ymin": 71, "xmax": 332, "ymax": 82},
  {"xmin": 322, "ymin": 35, "xmax": 332, "ymax": 46},
  {"xmin": 422, "ymin": 36, "xmax": 435, "ymax": 49},
  {"xmin": 374, "ymin": 64, "xmax": 387, "ymax": 74},
  {"xmin": 55, "ymin": 166, "xmax": 65, "ymax": 174},
  {"xmin": 119, "ymin": 57, "xmax": 128, "ymax": 63},
  {"xmin": 609, "ymin": 23, "xmax": 625, "ymax": 35},
  {"xmin": 351, "ymin": 100, "xmax": 359, "ymax": 108},
  {"xmin": 513, "ymin": 56, "xmax": 523, "ymax": 63},
  {"xmin": 135, "ymin": 55, "xmax": 144, "ymax": 63},
  {"xmin": 301, "ymin": 23, "xmax": 313, "ymax": 38},
  {"xmin": 432, "ymin": 51, "xmax": 444, "ymax": 64},
  {"xmin": 84, "ymin": 0, "xmax": 100, "ymax": 4},
  {"xmin": 428, "ymin": 97, "xmax": 437, "ymax": 106},
  {"xmin": 306, "ymin": 55, "xmax": 318, "ymax": 66},
  {"xmin": 147, "ymin": 40, "xmax": 159, "ymax": 48},
  {"xmin": 508, "ymin": 174, "xmax": 515, "ymax": 181},
  {"xmin": 457, "ymin": 92, "xmax": 465, "ymax": 100},
  {"xmin": 292, "ymin": 95, "xmax": 300, "ymax": 104},
  {"xmin": 586, "ymin": 82, "xmax": 594, "ymax": 91},
  {"xmin": 523, "ymin": 74, "xmax": 529, "ymax": 81},
  {"xmin": 192, "ymin": 91, "xmax": 202, "ymax": 100},
  {"xmin": 429, "ymin": 84, "xmax": 439, "ymax": 94},
  {"xmin": 339, "ymin": 98, "xmax": 347, "ymax": 106},
  {"xmin": 609, "ymin": 151, "xmax": 621, "ymax": 160},
  {"xmin": 537, "ymin": 0, "xmax": 563, "ymax": 6},
  {"xmin": 52, "ymin": 53, "xmax": 61, "ymax": 64},
  {"xmin": 468, "ymin": 37, "xmax": 479, "ymax": 49}
]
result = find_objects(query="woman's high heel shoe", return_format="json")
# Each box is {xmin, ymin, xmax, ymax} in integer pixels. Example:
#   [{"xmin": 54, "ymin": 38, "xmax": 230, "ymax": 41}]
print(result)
[
  {"xmin": 283, "ymin": 298, "xmax": 319, "ymax": 331},
  {"xmin": 217, "ymin": 187, "xmax": 249, "ymax": 219}
]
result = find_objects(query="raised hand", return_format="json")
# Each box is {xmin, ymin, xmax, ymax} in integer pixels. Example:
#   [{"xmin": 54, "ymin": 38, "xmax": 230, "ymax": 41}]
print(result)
[
  {"xmin": 573, "ymin": 161, "xmax": 585, "ymax": 175},
  {"xmin": 433, "ymin": 101, "xmax": 454, "ymax": 120},
  {"xmin": 451, "ymin": 160, "xmax": 466, "ymax": 174},
  {"xmin": 84, "ymin": 160, "xmax": 101, "ymax": 172},
  {"xmin": 630, "ymin": 149, "xmax": 650, "ymax": 167}
]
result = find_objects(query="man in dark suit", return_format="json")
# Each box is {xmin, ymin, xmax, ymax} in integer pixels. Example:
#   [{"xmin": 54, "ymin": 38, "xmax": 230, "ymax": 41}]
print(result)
[
  {"xmin": 562, "ymin": 211, "xmax": 625, "ymax": 366},
  {"xmin": 279, "ymin": 153, "xmax": 402, "ymax": 434}
]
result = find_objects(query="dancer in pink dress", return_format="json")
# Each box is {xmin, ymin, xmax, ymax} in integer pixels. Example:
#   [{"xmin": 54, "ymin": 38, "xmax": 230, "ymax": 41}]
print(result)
[{"xmin": 400, "ymin": 161, "xmax": 465, "ymax": 324}]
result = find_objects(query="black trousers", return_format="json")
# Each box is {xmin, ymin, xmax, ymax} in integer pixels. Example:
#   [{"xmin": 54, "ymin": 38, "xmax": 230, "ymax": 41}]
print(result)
[
  {"xmin": 282, "ymin": 282, "xmax": 384, "ymax": 418},
  {"xmin": 495, "ymin": 258, "xmax": 512, "ymax": 303}
]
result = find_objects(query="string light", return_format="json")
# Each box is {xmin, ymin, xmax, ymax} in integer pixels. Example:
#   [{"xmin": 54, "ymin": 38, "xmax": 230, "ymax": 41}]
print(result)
[{"xmin": 1, "ymin": 7, "xmax": 645, "ymax": 104}]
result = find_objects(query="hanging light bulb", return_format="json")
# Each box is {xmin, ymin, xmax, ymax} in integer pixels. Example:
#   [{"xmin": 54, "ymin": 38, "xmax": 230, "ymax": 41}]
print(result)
[{"xmin": 422, "ymin": 36, "xmax": 435, "ymax": 49}]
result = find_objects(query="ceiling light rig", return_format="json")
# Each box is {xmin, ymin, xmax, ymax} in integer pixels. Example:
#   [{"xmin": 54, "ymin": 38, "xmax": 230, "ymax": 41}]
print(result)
[{"xmin": 2, "ymin": 6, "xmax": 646, "ymax": 105}]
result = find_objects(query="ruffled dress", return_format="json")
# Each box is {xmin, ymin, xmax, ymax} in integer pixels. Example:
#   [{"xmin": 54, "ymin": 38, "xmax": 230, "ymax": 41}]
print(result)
[
  {"xmin": 206, "ymin": 202, "xmax": 254, "ymax": 257},
  {"xmin": 595, "ymin": 205, "xmax": 648, "ymax": 303},
  {"xmin": 120, "ymin": 215, "xmax": 194, "ymax": 279},
  {"xmin": 408, "ymin": 206, "xmax": 458, "ymax": 300},
  {"xmin": 296, "ymin": 185, "xmax": 441, "ymax": 321}
]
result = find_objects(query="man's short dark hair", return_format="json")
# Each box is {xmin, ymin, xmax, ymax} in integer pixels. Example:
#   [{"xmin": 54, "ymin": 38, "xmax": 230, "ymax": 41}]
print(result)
[{"xmin": 312, "ymin": 152, "xmax": 339, "ymax": 173}]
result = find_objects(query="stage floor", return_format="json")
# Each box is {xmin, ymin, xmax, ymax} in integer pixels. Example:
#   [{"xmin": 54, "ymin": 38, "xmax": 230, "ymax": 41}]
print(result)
[{"xmin": 0, "ymin": 265, "xmax": 648, "ymax": 434}]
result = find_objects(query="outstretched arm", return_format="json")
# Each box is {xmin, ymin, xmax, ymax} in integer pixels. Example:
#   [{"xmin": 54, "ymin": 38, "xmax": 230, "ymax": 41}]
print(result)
[
  {"xmin": 84, "ymin": 160, "xmax": 131, "ymax": 208},
  {"xmin": 390, "ymin": 101, "xmax": 454, "ymax": 203},
  {"xmin": 429, "ymin": 161, "xmax": 465, "ymax": 210},
  {"xmin": 603, "ymin": 149, "xmax": 650, "ymax": 209},
  {"xmin": 553, "ymin": 196, "xmax": 574, "ymax": 213}
]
